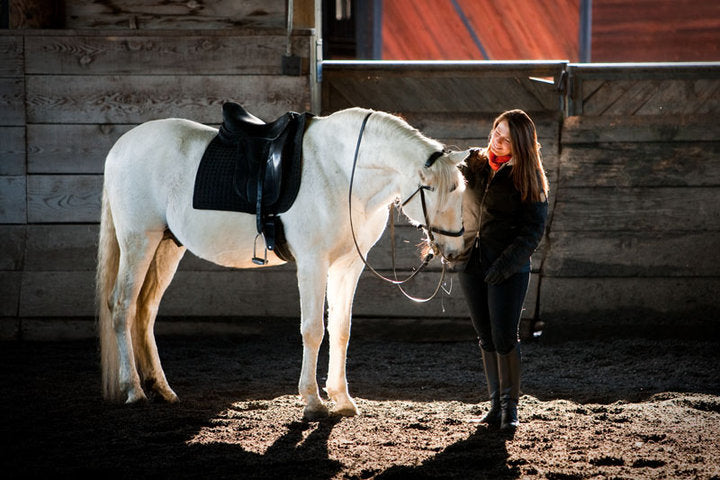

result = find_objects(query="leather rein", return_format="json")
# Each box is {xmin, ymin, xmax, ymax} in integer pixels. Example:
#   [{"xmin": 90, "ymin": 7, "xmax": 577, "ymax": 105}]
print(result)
[{"xmin": 348, "ymin": 112, "xmax": 464, "ymax": 302}]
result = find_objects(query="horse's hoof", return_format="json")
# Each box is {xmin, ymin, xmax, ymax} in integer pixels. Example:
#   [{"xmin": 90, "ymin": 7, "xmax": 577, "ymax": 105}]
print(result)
[
  {"xmin": 153, "ymin": 391, "xmax": 179, "ymax": 404},
  {"xmin": 331, "ymin": 405, "xmax": 359, "ymax": 417},
  {"xmin": 164, "ymin": 393, "xmax": 179, "ymax": 404},
  {"xmin": 125, "ymin": 390, "xmax": 148, "ymax": 404},
  {"xmin": 302, "ymin": 404, "xmax": 329, "ymax": 422},
  {"xmin": 154, "ymin": 387, "xmax": 179, "ymax": 404}
]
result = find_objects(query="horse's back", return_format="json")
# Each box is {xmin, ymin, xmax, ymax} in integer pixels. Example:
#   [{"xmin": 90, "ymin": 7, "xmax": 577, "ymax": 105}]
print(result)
[
  {"xmin": 104, "ymin": 118, "xmax": 217, "ymax": 230},
  {"xmin": 107, "ymin": 118, "xmax": 215, "ymax": 172}
]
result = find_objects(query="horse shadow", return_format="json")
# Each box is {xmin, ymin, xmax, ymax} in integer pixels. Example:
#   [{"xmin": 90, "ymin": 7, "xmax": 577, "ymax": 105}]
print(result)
[
  {"xmin": 376, "ymin": 426, "xmax": 519, "ymax": 479},
  {"xmin": 183, "ymin": 417, "xmax": 344, "ymax": 480}
]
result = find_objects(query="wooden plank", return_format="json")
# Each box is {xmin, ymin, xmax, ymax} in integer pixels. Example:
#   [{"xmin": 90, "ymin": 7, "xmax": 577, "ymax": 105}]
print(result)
[
  {"xmin": 25, "ymin": 34, "xmax": 310, "ymax": 75},
  {"xmin": 19, "ymin": 220, "xmax": 543, "ymax": 277},
  {"xmin": 0, "ymin": 35, "xmax": 23, "ymax": 76},
  {"xmin": 24, "ymin": 224, "xmax": 98, "ymax": 271},
  {"xmin": 580, "ymin": 78, "xmax": 720, "ymax": 116},
  {"xmin": 0, "ymin": 77, "xmax": 25, "ymax": 125},
  {"xmin": 399, "ymin": 111, "xmax": 561, "ymax": 143},
  {"xmin": 19, "ymin": 271, "xmax": 96, "ymax": 317},
  {"xmin": 20, "ymin": 222, "xmax": 458, "ymax": 274},
  {"xmin": 20, "ymin": 221, "xmax": 464, "ymax": 274},
  {"xmin": 0, "ymin": 272, "xmax": 21, "ymax": 316},
  {"xmin": 20, "ymin": 319, "xmax": 96, "ymax": 341},
  {"xmin": 19, "ymin": 270, "xmax": 302, "ymax": 317},
  {"xmin": 22, "ymin": 223, "xmax": 296, "ymax": 273},
  {"xmin": 0, "ymin": 127, "xmax": 25, "ymax": 175},
  {"xmin": 567, "ymin": 63, "xmax": 720, "ymax": 115},
  {"xmin": 27, "ymin": 124, "xmax": 134, "ymax": 174},
  {"xmin": 0, "ymin": 176, "xmax": 26, "ymax": 224},
  {"xmin": 324, "ymin": 74, "xmax": 561, "ymax": 114},
  {"xmin": 26, "ymin": 75, "xmax": 310, "ymax": 124},
  {"xmin": 543, "ymin": 231, "xmax": 720, "ymax": 277},
  {"xmin": 560, "ymin": 142, "xmax": 720, "ymax": 187},
  {"xmin": 27, "ymin": 175, "xmax": 103, "ymax": 223},
  {"xmin": 322, "ymin": 62, "xmax": 566, "ymax": 114},
  {"xmin": 63, "ymin": 0, "xmax": 286, "ymax": 30},
  {"xmin": 17, "ymin": 268, "xmax": 473, "ymax": 319},
  {"xmin": 322, "ymin": 61, "xmax": 568, "ymax": 78},
  {"xmin": 562, "ymin": 114, "xmax": 720, "ymax": 143},
  {"xmin": 552, "ymin": 187, "xmax": 720, "ymax": 232},
  {"xmin": 0, "ymin": 226, "xmax": 25, "ymax": 270},
  {"xmin": 539, "ymin": 277, "xmax": 720, "ymax": 319}
]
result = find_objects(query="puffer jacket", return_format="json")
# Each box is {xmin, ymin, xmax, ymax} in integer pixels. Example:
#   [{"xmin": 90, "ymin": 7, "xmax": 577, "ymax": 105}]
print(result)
[{"xmin": 458, "ymin": 149, "xmax": 548, "ymax": 278}]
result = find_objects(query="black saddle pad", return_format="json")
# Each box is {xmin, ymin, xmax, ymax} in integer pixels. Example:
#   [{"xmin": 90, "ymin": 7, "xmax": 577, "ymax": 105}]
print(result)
[{"xmin": 193, "ymin": 104, "xmax": 310, "ymax": 215}]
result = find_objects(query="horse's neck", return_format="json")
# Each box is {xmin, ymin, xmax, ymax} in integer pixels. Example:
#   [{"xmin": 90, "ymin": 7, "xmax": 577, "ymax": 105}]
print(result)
[
  {"xmin": 311, "ymin": 109, "xmax": 428, "ymax": 213},
  {"xmin": 358, "ymin": 136, "xmax": 424, "ymax": 212}
]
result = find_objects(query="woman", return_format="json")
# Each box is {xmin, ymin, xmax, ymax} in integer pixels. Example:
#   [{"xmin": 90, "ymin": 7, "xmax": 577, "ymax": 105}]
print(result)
[{"xmin": 458, "ymin": 109, "xmax": 549, "ymax": 430}]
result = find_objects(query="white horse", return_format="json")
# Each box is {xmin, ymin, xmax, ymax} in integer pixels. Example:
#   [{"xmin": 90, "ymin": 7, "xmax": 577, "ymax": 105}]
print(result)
[{"xmin": 97, "ymin": 107, "xmax": 467, "ymax": 419}]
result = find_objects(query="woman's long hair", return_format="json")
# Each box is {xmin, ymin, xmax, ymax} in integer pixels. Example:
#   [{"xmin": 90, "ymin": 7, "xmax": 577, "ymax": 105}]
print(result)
[{"xmin": 490, "ymin": 109, "xmax": 549, "ymax": 203}]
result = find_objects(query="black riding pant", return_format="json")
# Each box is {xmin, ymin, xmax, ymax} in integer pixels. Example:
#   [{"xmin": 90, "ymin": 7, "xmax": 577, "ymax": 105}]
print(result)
[{"xmin": 458, "ymin": 267, "xmax": 530, "ymax": 355}]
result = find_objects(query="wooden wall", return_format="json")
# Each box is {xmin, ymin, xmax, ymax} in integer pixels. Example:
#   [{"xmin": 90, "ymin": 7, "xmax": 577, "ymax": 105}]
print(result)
[
  {"xmin": 0, "ymin": 26, "xmax": 312, "ymax": 339},
  {"xmin": 542, "ymin": 63, "xmax": 720, "ymax": 335},
  {"xmin": 8, "ymin": 0, "xmax": 287, "ymax": 30},
  {"xmin": 2, "ymin": 17, "xmax": 719, "ymax": 340}
]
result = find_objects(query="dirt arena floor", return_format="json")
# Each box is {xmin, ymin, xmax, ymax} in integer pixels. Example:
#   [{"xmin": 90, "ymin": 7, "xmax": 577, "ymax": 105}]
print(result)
[{"xmin": 2, "ymin": 318, "xmax": 719, "ymax": 479}]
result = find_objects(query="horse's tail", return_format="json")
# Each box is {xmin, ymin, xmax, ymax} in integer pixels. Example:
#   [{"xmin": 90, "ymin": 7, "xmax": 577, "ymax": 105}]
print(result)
[{"xmin": 96, "ymin": 187, "xmax": 121, "ymax": 401}]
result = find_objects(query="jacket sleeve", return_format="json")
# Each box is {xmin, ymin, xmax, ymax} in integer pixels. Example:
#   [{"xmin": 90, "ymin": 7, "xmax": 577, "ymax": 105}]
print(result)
[{"xmin": 485, "ymin": 198, "xmax": 548, "ymax": 283}]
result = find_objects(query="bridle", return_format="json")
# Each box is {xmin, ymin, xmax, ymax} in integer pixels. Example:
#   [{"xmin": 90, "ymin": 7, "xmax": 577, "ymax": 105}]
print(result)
[{"xmin": 348, "ymin": 112, "xmax": 464, "ymax": 302}]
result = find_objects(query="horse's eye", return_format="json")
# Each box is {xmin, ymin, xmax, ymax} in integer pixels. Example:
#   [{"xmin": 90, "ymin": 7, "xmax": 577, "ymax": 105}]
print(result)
[{"xmin": 449, "ymin": 183, "xmax": 457, "ymax": 193}]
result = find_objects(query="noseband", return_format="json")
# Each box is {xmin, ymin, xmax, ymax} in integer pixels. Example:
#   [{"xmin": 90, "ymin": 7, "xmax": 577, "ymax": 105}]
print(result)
[
  {"xmin": 348, "ymin": 112, "xmax": 462, "ymax": 302},
  {"xmin": 400, "ymin": 185, "xmax": 465, "ymax": 241}
]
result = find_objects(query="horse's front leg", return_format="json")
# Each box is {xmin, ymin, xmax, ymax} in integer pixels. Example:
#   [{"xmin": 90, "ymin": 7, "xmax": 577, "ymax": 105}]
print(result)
[
  {"xmin": 296, "ymin": 260, "xmax": 330, "ymax": 420},
  {"xmin": 325, "ymin": 257, "xmax": 365, "ymax": 417}
]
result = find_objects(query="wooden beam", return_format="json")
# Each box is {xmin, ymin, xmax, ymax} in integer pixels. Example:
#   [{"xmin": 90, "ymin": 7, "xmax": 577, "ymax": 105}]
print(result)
[
  {"xmin": 24, "ymin": 34, "xmax": 311, "ymax": 75},
  {"xmin": 26, "ymin": 75, "xmax": 310, "ymax": 124},
  {"xmin": 552, "ymin": 187, "xmax": 720, "ymax": 232}
]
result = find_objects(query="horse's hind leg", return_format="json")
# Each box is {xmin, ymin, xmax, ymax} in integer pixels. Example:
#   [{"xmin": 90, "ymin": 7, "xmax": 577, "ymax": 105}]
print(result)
[
  {"xmin": 111, "ymin": 231, "xmax": 164, "ymax": 404},
  {"xmin": 133, "ymin": 237, "xmax": 186, "ymax": 403},
  {"xmin": 325, "ymin": 257, "xmax": 365, "ymax": 416}
]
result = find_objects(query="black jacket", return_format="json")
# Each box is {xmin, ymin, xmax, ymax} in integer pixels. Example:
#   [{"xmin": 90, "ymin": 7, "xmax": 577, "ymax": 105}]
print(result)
[{"xmin": 460, "ymin": 151, "xmax": 548, "ymax": 277}]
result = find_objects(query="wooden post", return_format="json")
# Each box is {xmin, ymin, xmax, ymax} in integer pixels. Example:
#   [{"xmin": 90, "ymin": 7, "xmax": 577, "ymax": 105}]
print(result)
[{"xmin": 293, "ymin": 0, "xmax": 322, "ymax": 113}]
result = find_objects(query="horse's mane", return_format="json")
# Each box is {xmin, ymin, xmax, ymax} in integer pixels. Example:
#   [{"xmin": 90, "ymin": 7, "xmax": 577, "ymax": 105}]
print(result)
[{"xmin": 354, "ymin": 108, "xmax": 460, "ymax": 206}]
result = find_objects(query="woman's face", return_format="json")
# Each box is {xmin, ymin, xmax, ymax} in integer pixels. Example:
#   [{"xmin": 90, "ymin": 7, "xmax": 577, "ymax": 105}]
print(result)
[{"xmin": 490, "ymin": 119, "xmax": 513, "ymax": 157}]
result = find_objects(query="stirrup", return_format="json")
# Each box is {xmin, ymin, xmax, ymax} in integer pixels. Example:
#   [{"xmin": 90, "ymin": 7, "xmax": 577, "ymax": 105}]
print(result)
[{"xmin": 252, "ymin": 233, "xmax": 268, "ymax": 265}]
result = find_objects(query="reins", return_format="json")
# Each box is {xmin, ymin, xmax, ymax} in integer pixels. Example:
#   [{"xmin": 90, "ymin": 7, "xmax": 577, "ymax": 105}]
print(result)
[{"xmin": 347, "ymin": 112, "xmax": 462, "ymax": 302}]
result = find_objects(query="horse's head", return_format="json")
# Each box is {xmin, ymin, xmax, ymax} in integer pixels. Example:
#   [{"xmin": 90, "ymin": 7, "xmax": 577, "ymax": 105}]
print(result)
[{"xmin": 400, "ymin": 149, "xmax": 468, "ymax": 262}]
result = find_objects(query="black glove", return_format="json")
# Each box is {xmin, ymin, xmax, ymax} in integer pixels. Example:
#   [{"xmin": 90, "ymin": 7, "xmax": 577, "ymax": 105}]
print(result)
[{"xmin": 484, "ymin": 261, "xmax": 514, "ymax": 285}]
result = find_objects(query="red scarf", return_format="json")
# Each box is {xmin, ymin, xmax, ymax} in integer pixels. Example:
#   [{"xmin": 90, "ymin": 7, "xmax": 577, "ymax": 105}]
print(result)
[{"xmin": 488, "ymin": 149, "xmax": 512, "ymax": 171}]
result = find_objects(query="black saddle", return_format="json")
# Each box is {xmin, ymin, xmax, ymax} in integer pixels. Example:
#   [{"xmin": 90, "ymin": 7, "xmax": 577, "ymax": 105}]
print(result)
[{"xmin": 193, "ymin": 102, "xmax": 312, "ymax": 263}]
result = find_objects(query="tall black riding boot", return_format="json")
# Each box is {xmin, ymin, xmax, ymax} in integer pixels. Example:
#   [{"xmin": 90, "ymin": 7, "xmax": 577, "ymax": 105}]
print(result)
[
  {"xmin": 479, "ymin": 348, "xmax": 501, "ymax": 426},
  {"xmin": 497, "ymin": 346, "xmax": 521, "ymax": 430}
]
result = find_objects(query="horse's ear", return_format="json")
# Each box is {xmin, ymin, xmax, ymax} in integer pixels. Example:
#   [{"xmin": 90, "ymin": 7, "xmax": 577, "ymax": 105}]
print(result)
[{"xmin": 447, "ymin": 149, "xmax": 472, "ymax": 165}]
